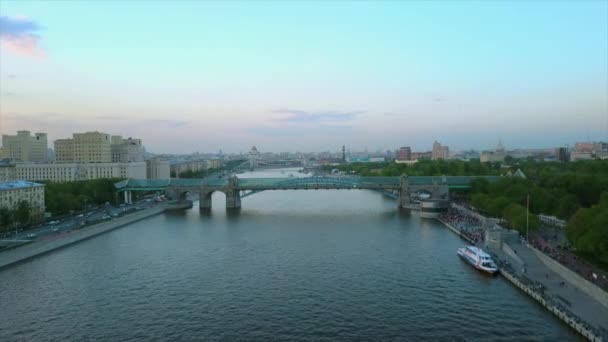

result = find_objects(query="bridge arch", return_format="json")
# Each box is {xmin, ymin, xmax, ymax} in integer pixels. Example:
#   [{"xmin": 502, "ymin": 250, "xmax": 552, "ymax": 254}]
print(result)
[
  {"xmin": 199, "ymin": 188, "xmax": 241, "ymax": 209},
  {"xmin": 413, "ymin": 189, "xmax": 433, "ymax": 200}
]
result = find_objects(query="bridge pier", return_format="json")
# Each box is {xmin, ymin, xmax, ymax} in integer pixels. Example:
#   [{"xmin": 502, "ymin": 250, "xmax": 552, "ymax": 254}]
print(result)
[
  {"xmin": 225, "ymin": 189, "xmax": 241, "ymax": 209},
  {"xmin": 199, "ymin": 191, "xmax": 212, "ymax": 209},
  {"xmin": 399, "ymin": 175, "xmax": 410, "ymax": 208}
]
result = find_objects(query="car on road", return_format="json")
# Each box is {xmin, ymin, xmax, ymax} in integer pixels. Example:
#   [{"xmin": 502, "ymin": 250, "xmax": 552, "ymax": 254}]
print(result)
[
  {"xmin": 26, "ymin": 233, "xmax": 36, "ymax": 238},
  {"xmin": 52, "ymin": 228, "xmax": 59, "ymax": 232}
]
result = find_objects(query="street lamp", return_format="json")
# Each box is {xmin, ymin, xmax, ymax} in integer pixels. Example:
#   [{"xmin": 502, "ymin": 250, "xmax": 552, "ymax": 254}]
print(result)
[{"xmin": 526, "ymin": 194, "xmax": 530, "ymax": 244}]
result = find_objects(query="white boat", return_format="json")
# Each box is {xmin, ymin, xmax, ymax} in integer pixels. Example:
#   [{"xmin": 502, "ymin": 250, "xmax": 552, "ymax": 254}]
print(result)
[{"xmin": 457, "ymin": 246, "xmax": 498, "ymax": 274}]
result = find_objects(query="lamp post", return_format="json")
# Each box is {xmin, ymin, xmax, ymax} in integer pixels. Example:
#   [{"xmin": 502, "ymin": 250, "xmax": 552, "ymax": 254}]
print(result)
[{"xmin": 526, "ymin": 194, "xmax": 530, "ymax": 244}]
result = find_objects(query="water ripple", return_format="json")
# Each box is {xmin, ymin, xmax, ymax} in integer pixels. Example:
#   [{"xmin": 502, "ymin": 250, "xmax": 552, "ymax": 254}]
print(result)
[{"xmin": 0, "ymin": 185, "xmax": 576, "ymax": 341}]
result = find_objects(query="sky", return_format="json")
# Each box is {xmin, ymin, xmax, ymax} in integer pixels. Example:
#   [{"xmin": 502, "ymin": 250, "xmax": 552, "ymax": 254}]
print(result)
[{"xmin": 0, "ymin": 1, "xmax": 607, "ymax": 154}]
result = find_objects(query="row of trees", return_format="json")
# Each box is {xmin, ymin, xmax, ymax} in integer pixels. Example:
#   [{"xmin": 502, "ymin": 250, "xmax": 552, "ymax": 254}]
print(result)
[
  {"xmin": 43, "ymin": 178, "xmax": 121, "ymax": 216},
  {"xmin": 470, "ymin": 178, "xmax": 541, "ymax": 232},
  {"xmin": 567, "ymin": 193, "xmax": 608, "ymax": 264},
  {"xmin": 324, "ymin": 159, "xmax": 503, "ymax": 177},
  {"xmin": 0, "ymin": 201, "xmax": 31, "ymax": 233},
  {"xmin": 328, "ymin": 159, "xmax": 608, "ymax": 265}
]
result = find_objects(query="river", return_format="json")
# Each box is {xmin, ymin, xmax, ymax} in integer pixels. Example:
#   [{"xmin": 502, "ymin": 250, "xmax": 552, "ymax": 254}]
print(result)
[{"xmin": 0, "ymin": 169, "xmax": 576, "ymax": 341}]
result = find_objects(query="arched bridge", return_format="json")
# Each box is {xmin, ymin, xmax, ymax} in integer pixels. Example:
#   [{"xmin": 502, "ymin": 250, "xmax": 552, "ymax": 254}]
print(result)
[{"xmin": 115, "ymin": 175, "xmax": 499, "ymax": 209}]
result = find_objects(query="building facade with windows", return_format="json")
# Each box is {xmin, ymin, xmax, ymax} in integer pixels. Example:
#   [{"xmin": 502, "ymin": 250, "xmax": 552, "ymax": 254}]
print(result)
[
  {"xmin": 146, "ymin": 158, "xmax": 170, "ymax": 179},
  {"xmin": 55, "ymin": 131, "xmax": 113, "ymax": 163},
  {"xmin": 398, "ymin": 146, "xmax": 412, "ymax": 161},
  {"xmin": 111, "ymin": 136, "xmax": 145, "ymax": 163},
  {"xmin": 0, "ymin": 180, "xmax": 46, "ymax": 221},
  {"xmin": 1, "ymin": 162, "xmax": 146, "ymax": 183},
  {"xmin": 1, "ymin": 130, "xmax": 48, "ymax": 162},
  {"xmin": 432, "ymin": 141, "xmax": 449, "ymax": 160}
]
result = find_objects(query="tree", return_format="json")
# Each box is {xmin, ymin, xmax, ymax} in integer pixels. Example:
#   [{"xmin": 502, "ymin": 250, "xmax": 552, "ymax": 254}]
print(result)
[
  {"xmin": 15, "ymin": 200, "xmax": 31, "ymax": 227},
  {"xmin": 470, "ymin": 177, "xmax": 490, "ymax": 194},
  {"xmin": 0, "ymin": 208, "xmax": 13, "ymax": 233},
  {"xmin": 502, "ymin": 203, "xmax": 539, "ymax": 234},
  {"xmin": 555, "ymin": 194, "xmax": 580, "ymax": 220},
  {"xmin": 600, "ymin": 191, "xmax": 608, "ymax": 208}
]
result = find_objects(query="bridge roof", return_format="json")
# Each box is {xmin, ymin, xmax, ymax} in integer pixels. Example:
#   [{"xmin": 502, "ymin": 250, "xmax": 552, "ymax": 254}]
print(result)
[{"xmin": 115, "ymin": 175, "xmax": 500, "ymax": 191}]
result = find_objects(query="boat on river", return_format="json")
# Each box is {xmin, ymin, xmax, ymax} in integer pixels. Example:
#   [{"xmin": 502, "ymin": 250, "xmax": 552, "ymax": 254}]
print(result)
[{"xmin": 457, "ymin": 246, "xmax": 498, "ymax": 274}]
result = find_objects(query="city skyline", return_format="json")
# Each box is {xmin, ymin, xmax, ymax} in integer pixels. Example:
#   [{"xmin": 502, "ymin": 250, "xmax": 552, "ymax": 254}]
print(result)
[{"xmin": 1, "ymin": 1, "xmax": 607, "ymax": 153}]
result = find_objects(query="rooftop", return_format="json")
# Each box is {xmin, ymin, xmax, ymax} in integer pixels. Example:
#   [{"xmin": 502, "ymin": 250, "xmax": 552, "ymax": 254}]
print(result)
[{"xmin": 0, "ymin": 180, "xmax": 45, "ymax": 191}]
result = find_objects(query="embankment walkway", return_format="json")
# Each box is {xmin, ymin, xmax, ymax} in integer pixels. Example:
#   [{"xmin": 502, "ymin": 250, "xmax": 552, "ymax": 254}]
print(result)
[{"xmin": 440, "ymin": 209, "xmax": 608, "ymax": 341}]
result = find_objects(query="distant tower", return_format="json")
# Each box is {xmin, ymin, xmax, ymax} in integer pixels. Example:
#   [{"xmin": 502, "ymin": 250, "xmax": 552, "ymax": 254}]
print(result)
[
  {"xmin": 496, "ymin": 140, "xmax": 505, "ymax": 153},
  {"xmin": 248, "ymin": 146, "xmax": 259, "ymax": 171},
  {"xmin": 342, "ymin": 145, "xmax": 346, "ymax": 162}
]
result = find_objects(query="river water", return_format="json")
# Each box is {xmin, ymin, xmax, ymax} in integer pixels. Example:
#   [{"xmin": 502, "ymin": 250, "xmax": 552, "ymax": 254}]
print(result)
[{"xmin": 0, "ymin": 169, "xmax": 576, "ymax": 341}]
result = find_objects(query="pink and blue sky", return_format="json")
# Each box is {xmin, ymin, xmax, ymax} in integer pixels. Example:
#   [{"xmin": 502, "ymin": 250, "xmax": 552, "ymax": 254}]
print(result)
[{"xmin": 0, "ymin": 1, "xmax": 607, "ymax": 153}]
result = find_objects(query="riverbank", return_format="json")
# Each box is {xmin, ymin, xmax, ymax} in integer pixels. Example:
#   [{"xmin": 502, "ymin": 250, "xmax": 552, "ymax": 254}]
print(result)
[
  {"xmin": 437, "ymin": 218, "xmax": 475, "ymax": 244},
  {"xmin": 438, "ymin": 206, "xmax": 608, "ymax": 341},
  {"xmin": 0, "ymin": 205, "xmax": 166, "ymax": 270}
]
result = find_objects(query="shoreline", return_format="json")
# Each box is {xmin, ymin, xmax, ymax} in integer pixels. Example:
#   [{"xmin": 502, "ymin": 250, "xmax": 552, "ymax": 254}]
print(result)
[
  {"xmin": 0, "ymin": 205, "xmax": 166, "ymax": 270},
  {"xmin": 437, "ymin": 215, "xmax": 604, "ymax": 341}
]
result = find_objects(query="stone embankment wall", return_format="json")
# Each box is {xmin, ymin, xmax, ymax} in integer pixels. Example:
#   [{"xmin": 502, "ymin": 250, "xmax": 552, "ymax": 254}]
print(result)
[
  {"xmin": 529, "ymin": 245, "xmax": 608, "ymax": 309},
  {"xmin": 499, "ymin": 268, "xmax": 603, "ymax": 342},
  {"xmin": 437, "ymin": 218, "xmax": 474, "ymax": 244},
  {"xmin": 451, "ymin": 203, "xmax": 500, "ymax": 228},
  {"xmin": 0, "ymin": 206, "xmax": 166, "ymax": 270}
]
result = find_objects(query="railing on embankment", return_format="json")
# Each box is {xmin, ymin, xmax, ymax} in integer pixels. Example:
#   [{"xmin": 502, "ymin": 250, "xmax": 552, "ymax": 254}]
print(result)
[
  {"xmin": 498, "ymin": 264, "xmax": 605, "ymax": 342},
  {"xmin": 439, "ymin": 207, "xmax": 607, "ymax": 341}
]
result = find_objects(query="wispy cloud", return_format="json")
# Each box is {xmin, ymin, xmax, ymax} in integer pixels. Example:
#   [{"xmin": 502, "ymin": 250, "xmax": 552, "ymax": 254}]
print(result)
[
  {"xmin": 95, "ymin": 115, "xmax": 123, "ymax": 120},
  {"xmin": 146, "ymin": 119, "xmax": 189, "ymax": 128},
  {"xmin": 94, "ymin": 116, "xmax": 188, "ymax": 128},
  {"xmin": 273, "ymin": 108, "xmax": 364, "ymax": 123},
  {"xmin": 0, "ymin": 16, "xmax": 45, "ymax": 58}
]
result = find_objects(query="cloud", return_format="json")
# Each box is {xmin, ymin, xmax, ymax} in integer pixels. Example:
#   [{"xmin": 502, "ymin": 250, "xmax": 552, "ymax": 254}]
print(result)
[
  {"xmin": 0, "ymin": 16, "xmax": 45, "ymax": 57},
  {"xmin": 146, "ymin": 119, "xmax": 189, "ymax": 128},
  {"xmin": 272, "ymin": 108, "xmax": 364, "ymax": 123},
  {"xmin": 95, "ymin": 115, "xmax": 124, "ymax": 120}
]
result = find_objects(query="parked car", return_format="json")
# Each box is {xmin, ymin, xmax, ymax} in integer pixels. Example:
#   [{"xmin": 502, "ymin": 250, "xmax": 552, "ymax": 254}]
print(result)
[{"xmin": 26, "ymin": 233, "xmax": 36, "ymax": 238}]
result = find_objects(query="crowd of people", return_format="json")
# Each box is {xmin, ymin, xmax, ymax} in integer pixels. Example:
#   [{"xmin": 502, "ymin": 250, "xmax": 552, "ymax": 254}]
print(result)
[
  {"xmin": 440, "ymin": 204, "xmax": 608, "ymax": 292},
  {"xmin": 438, "ymin": 208, "xmax": 485, "ymax": 244},
  {"xmin": 530, "ymin": 234, "xmax": 608, "ymax": 292},
  {"xmin": 438, "ymin": 204, "xmax": 608, "ymax": 339}
]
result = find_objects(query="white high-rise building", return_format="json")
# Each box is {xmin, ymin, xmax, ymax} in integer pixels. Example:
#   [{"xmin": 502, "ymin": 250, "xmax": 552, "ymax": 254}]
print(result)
[
  {"xmin": 111, "ymin": 136, "xmax": 144, "ymax": 163},
  {"xmin": 146, "ymin": 158, "xmax": 170, "ymax": 179},
  {"xmin": 1, "ymin": 130, "xmax": 48, "ymax": 162}
]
